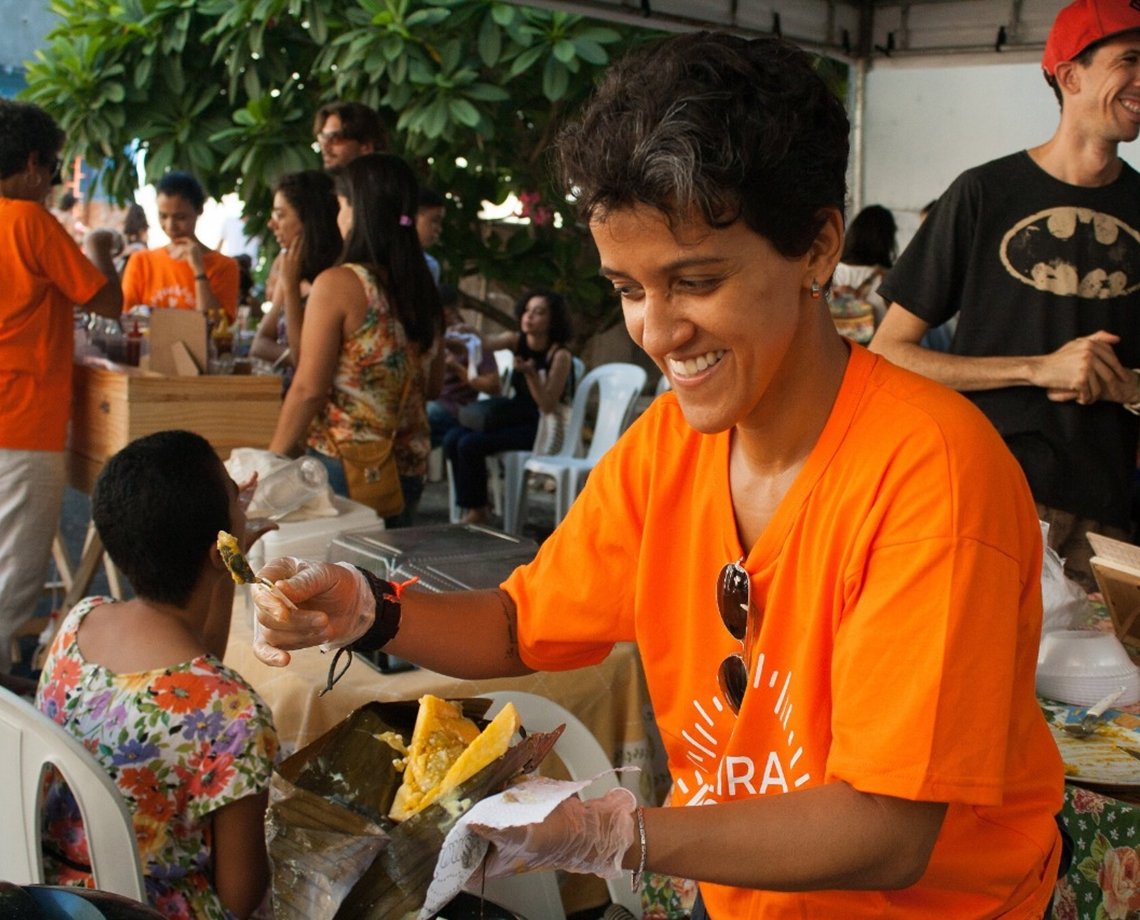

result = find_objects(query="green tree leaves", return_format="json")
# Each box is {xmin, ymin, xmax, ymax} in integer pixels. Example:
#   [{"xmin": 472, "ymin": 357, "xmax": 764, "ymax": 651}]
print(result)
[{"xmin": 24, "ymin": 0, "xmax": 656, "ymax": 338}]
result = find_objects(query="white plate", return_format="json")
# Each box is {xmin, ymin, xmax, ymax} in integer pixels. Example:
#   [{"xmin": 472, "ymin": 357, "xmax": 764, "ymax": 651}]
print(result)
[{"xmin": 1040, "ymin": 701, "xmax": 1140, "ymax": 787}]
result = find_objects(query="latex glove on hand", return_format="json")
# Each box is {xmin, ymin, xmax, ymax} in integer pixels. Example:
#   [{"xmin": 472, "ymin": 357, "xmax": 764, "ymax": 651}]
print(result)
[
  {"xmin": 471, "ymin": 788, "xmax": 637, "ymax": 880},
  {"xmin": 251, "ymin": 558, "xmax": 375, "ymax": 667}
]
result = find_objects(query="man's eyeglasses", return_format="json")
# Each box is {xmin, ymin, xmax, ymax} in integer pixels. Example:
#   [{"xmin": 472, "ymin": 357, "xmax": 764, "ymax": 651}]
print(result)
[
  {"xmin": 716, "ymin": 558, "xmax": 755, "ymax": 715},
  {"xmin": 316, "ymin": 129, "xmax": 350, "ymax": 146}
]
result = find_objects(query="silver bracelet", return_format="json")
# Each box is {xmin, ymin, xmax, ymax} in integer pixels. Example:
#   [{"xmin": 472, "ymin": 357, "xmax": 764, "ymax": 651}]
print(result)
[{"xmin": 631, "ymin": 805, "xmax": 647, "ymax": 891}]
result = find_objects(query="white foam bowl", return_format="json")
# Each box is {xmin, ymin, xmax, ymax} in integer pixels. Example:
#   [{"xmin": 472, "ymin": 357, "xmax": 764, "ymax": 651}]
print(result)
[
  {"xmin": 1036, "ymin": 629, "xmax": 1140, "ymax": 705},
  {"xmin": 1035, "ymin": 670, "xmax": 1140, "ymax": 707},
  {"xmin": 1038, "ymin": 629, "xmax": 1136, "ymax": 674}
]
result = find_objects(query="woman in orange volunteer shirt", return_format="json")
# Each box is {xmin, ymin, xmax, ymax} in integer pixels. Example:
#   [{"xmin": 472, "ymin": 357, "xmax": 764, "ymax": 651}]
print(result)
[
  {"xmin": 249, "ymin": 32, "xmax": 1066, "ymax": 920},
  {"xmin": 0, "ymin": 100, "xmax": 121, "ymax": 674},
  {"xmin": 120, "ymin": 171, "xmax": 239, "ymax": 322}
]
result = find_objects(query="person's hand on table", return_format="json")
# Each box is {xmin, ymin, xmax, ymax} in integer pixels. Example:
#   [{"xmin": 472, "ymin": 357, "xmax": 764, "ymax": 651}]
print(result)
[
  {"xmin": 251, "ymin": 558, "xmax": 375, "ymax": 666},
  {"xmin": 470, "ymin": 788, "xmax": 638, "ymax": 880}
]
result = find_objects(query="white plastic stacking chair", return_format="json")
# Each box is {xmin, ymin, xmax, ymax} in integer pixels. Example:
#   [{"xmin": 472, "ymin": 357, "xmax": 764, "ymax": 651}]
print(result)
[
  {"xmin": 0, "ymin": 685, "xmax": 146, "ymax": 901},
  {"xmin": 479, "ymin": 690, "xmax": 643, "ymax": 919},
  {"xmin": 510, "ymin": 362, "xmax": 647, "ymax": 532}
]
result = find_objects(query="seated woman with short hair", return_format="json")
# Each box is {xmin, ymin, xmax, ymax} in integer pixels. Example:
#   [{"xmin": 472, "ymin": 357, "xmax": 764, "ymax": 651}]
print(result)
[{"xmin": 36, "ymin": 430, "xmax": 278, "ymax": 920}]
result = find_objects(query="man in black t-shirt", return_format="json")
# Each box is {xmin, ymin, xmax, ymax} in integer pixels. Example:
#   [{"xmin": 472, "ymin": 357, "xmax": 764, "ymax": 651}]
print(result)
[{"xmin": 872, "ymin": 0, "xmax": 1140, "ymax": 591}]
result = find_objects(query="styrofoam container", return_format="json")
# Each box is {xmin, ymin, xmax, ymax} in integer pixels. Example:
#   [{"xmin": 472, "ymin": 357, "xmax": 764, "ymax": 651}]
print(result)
[
  {"xmin": 246, "ymin": 496, "xmax": 381, "ymax": 573},
  {"xmin": 1038, "ymin": 629, "xmax": 1136, "ymax": 675},
  {"xmin": 1036, "ymin": 629, "xmax": 1140, "ymax": 705},
  {"xmin": 1035, "ymin": 670, "xmax": 1140, "ymax": 707}
]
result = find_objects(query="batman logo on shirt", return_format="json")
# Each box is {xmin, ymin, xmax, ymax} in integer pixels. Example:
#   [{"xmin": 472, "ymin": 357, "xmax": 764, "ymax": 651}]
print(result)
[{"xmin": 1000, "ymin": 207, "xmax": 1140, "ymax": 298}]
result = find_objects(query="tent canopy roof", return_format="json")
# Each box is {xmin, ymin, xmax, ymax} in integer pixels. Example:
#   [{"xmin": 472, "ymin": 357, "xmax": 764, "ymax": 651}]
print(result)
[{"xmin": 510, "ymin": 1, "xmax": 1064, "ymax": 66}]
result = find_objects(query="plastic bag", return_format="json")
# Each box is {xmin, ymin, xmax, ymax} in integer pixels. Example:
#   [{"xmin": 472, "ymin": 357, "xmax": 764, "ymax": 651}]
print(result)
[
  {"xmin": 1040, "ymin": 520, "xmax": 1089, "ymax": 633},
  {"xmin": 225, "ymin": 447, "xmax": 338, "ymax": 520}
]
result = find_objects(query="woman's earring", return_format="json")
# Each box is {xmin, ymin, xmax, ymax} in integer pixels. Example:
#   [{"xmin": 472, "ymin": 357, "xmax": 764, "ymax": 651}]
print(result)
[{"xmin": 810, "ymin": 280, "xmax": 822, "ymax": 299}]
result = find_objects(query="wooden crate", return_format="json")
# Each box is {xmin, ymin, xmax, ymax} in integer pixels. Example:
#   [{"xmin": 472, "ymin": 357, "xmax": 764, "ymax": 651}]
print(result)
[{"xmin": 68, "ymin": 362, "xmax": 282, "ymax": 493}]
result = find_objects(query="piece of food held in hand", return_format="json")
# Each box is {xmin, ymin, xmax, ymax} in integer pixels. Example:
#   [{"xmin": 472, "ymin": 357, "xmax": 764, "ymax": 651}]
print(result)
[
  {"xmin": 389, "ymin": 694, "xmax": 521, "ymax": 822},
  {"xmin": 217, "ymin": 530, "xmax": 259, "ymax": 584}
]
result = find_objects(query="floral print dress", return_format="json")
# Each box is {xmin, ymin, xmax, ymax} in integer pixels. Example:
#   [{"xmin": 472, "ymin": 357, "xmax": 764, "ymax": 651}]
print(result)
[
  {"xmin": 35, "ymin": 596, "xmax": 279, "ymax": 920},
  {"xmin": 306, "ymin": 262, "xmax": 432, "ymax": 479}
]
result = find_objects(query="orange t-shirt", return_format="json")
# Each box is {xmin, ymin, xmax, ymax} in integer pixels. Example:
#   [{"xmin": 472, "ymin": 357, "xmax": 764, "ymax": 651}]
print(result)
[
  {"xmin": 120, "ymin": 246, "xmax": 239, "ymax": 321},
  {"xmin": 0, "ymin": 199, "xmax": 107, "ymax": 451},
  {"xmin": 505, "ymin": 345, "xmax": 1063, "ymax": 918}
]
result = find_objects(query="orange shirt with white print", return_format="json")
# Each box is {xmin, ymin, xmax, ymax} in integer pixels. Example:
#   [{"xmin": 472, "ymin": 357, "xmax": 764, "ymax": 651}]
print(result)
[
  {"xmin": 121, "ymin": 246, "xmax": 239, "ymax": 321},
  {"xmin": 504, "ymin": 345, "xmax": 1063, "ymax": 919},
  {"xmin": 0, "ymin": 199, "xmax": 107, "ymax": 451}
]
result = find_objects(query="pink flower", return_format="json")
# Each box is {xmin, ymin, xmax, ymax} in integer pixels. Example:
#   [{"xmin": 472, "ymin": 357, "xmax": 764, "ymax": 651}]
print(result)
[
  {"xmin": 1051, "ymin": 877, "xmax": 1076, "ymax": 920},
  {"xmin": 1098, "ymin": 846, "xmax": 1140, "ymax": 919},
  {"xmin": 1069, "ymin": 787, "xmax": 1107, "ymax": 816}
]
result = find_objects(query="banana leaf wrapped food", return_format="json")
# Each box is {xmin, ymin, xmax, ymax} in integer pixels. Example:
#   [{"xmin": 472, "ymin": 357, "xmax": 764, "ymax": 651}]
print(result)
[{"xmin": 266, "ymin": 696, "xmax": 560, "ymax": 920}]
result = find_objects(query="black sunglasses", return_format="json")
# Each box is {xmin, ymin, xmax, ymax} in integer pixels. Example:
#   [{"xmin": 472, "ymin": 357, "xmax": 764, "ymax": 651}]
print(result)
[{"xmin": 716, "ymin": 558, "xmax": 754, "ymax": 715}]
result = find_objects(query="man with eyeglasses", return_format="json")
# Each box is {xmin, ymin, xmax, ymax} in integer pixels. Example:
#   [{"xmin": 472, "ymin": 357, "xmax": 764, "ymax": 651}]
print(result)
[
  {"xmin": 251, "ymin": 31, "xmax": 1064, "ymax": 920},
  {"xmin": 312, "ymin": 100, "xmax": 388, "ymax": 171}
]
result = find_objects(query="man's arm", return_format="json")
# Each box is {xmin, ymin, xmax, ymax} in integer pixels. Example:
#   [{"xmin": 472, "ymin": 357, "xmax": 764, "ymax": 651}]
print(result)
[
  {"xmin": 81, "ymin": 229, "xmax": 123, "ymax": 320},
  {"xmin": 871, "ymin": 303, "xmax": 1138, "ymax": 405}
]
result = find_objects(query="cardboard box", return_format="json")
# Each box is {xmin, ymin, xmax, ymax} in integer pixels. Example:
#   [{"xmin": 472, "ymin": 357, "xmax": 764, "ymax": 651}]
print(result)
[
  {"xmin": 1088, "ymin": 532, "xmax": 1140, "ymax": 651},
  {"xmin": 68, "ymin": 360, "xmax": 281, "ymax": 493}
]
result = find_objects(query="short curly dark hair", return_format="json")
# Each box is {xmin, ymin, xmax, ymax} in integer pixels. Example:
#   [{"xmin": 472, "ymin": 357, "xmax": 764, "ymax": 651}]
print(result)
[
  {"xmin": 0, "ymin": 100, "xmax": 64, "ymax": 181},
  {"xmin": 554, "ymin": 32, "xmax": 849, "ymax": 259},
  {"xmin": 93, "ymin": 430, "xmax": 232, "ymax": 607},
  {"xmin": 155, "ymin": 171, "xmax": 207, "ymax": 212}
]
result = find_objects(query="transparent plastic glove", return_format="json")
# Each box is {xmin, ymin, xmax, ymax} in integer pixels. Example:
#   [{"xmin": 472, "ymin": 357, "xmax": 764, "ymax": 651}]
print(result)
[
  {"xmin": 251, "ymin": 558, "xmax": 375, "ymax": 667},
  {"xmin": 471, "ymin": 788, "xmax": 637, "ymax": 880}
]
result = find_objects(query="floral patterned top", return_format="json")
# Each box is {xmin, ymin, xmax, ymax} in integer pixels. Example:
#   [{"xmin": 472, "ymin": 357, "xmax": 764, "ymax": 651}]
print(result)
[
  {"xmin": 35, "ymin": 597, "xmax": 279, "ymax": 920},
  {"xmin": 306, "ymin": 262, "xmax": 432, "ymax": 478}
]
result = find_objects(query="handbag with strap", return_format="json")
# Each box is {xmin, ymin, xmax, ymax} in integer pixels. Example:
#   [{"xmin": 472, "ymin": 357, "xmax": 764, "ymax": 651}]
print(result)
[{"xmin": 331, "ymin": 372, "xmax": 414, "ymax": 518}]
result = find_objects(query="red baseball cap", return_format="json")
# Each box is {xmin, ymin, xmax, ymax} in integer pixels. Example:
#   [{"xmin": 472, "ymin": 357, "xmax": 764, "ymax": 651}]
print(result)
[{"xmin": 1042, "ymin": 0, "xmax": 1140, "ymax": 75}]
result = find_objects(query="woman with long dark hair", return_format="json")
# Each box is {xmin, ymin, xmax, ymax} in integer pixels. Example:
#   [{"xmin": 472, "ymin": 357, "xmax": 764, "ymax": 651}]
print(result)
[
  {"xmin": 268, "ymin": 153, "xmax": 443, "ymax": 525},
  {"xmin": 443, "ymin": 287, "xmax": 574, "ymax": 525},
  {"xmin": 251, "ymin": 170, "xmax": 341, "ymax": 382},
  {"xmin": 831, "ymin": 203, "xmax": 897, "ymax": 328}
]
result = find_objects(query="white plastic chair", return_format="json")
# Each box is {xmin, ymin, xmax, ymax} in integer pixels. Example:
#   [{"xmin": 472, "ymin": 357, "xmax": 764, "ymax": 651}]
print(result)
[
  {"xmin": 0, "ymin": 685, "xmax": 146, "ymax": 901},
  {"xmin": 510, "ymin": 362, "xmax": 647, "ymax": 532},
  {"xmin": 480, "ymin": 690, "xmax": 643, "ymax": 918},
  {"xmin": 449, "ymin": 356, "xmax": 589, "ymax": 532}
]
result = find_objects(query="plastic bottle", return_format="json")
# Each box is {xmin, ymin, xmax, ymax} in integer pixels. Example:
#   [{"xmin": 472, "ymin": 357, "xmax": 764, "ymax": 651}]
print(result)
[
  {"xmin": 125, "ymin": 320, "xmax": 143, "ymax": 367},
  {"xmin": 250, "ymin": 456, "xmax": 330, "ymax": 520}
]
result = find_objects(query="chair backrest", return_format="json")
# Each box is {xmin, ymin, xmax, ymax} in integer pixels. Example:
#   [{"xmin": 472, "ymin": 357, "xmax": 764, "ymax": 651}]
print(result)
[
  {"xmin": 556, "ymin": 363, "xmax": 647, "ymax": 463},
  {"xmin": 494, "ymin": 349, "xmax": 515, "ymax": 394},
  {"xmin": 482, "ymin": 691, "xmax": 643, "ymax": 917},
  {"xmin": 0, "ymin": 686, "xmax": 146, "ymax": 901}
]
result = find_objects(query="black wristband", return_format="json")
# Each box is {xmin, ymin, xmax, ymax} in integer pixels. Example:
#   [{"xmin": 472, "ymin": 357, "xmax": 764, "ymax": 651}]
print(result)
[
  {"xmin": 351, "ymin": 567, "xmax": 404, "ymax": 652},
  {"xmin": 194, "ymin": 272, "xmax": 208, "ymax": 281}
]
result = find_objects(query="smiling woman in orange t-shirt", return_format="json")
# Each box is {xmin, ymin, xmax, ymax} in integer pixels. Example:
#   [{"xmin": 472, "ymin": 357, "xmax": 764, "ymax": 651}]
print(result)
[{"xmin": 246, "ymin": 32, "xmax": 1068, "ymax": 920}]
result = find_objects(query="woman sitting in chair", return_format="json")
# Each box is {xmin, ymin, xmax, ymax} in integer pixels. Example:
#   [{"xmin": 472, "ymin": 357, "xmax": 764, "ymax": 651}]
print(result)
[
  {"xmin": 36, "ymin": 430, "xmax": 278, "ymax": 920},
  {"xmin": 443, "ymin": 288, "xmax": 574, "ymax": 525}
]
